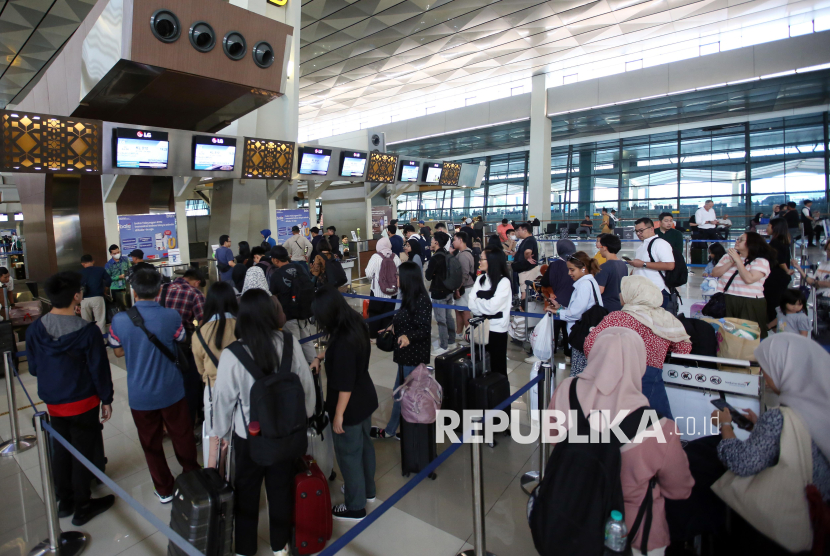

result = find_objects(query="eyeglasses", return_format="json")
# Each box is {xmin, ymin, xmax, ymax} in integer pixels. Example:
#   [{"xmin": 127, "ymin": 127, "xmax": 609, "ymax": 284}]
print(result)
[
  {"xmin": 568, "ymin": 255, "xmax": 584, "ymax": 266},
  {"xmin": 634, "ymin": 227, "xmax": 649, "ymax": 235}
]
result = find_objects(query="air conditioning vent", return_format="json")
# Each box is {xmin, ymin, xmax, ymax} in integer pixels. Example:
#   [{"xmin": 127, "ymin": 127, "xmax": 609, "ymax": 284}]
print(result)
[
  {"xmin": 223, "ymin": 31, "xmax": 247, "ymax": 60},
  {"xmin": 189, "ymin": 21, "xmax": 215, "ymax": 52},
  {"xmin": 150, "ymin": 10, "xmax": 180, "ymax": 43},
  {"xmin": 252, "ymin": 41, "xmax": 274, "ymax": 68}
]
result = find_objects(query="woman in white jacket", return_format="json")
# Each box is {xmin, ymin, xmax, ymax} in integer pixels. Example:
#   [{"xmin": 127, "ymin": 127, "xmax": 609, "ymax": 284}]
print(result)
[
  {"xmin": 547, "ymin": 251, "xmax": 603, "ymax": 377},
  {"xmin": 468, "ymin": 248, "xmax": 513, "ymax": 376},
  {"xmin": 213, "ymin": 288, "xmax": 315, "ymax": 556}
]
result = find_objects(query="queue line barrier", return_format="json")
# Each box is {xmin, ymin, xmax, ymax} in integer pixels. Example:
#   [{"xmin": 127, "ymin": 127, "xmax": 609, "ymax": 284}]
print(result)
[{"xmin": 2, "ymin": 287, "xmax": 551, "ymax": 556}]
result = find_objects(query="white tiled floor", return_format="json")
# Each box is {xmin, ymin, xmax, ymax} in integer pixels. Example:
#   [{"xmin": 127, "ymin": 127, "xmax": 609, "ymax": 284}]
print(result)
[{"xmin": 0, "ymin": 304, "xmax": 546, "ymax": 556}]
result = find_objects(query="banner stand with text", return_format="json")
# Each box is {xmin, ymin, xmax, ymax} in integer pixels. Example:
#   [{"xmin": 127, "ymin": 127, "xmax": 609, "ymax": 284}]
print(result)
[
  {"xmin": 276, "ymin": 209, "xmax": 311, "ymax": 244},
  {"xmin": 118, "ymin": 213, "xmax": 178, "ymax": 260}
]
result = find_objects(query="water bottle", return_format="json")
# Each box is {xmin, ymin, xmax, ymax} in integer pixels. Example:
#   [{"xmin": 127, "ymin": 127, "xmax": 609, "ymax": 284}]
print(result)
[
  {"xmin": 604, "ymin": 510, "xmax": 628, "ymax": 553},
  {"xmin": 718, "ymin": 318, "xmax": 736, "ymax": 332}
]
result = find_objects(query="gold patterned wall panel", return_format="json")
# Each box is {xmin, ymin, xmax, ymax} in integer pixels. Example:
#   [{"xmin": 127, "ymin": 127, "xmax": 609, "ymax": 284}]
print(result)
[
  {"xmin": 366, "ymin": 152, "xmax": 398, "ymax": 183},
  {"xmin": 1, "ymin": 111, "xmax": 101, "ymax": 173},
  {"xmin": 439, "ymin": 162, "xmax": 461, "ymax": 186},
  {"xmin": 242, "ymin": 137, "xmax": 295, "ymax": 179}
]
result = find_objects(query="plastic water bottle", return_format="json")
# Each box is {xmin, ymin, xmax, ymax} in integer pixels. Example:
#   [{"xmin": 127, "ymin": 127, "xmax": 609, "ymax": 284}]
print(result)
[
  {"xmin": 719, "ymin": 318, "xmax": 736, "ymax": 332},
  {"xmin": 604, "ymin": 510, "xmax": 628, "ymax": 553}
]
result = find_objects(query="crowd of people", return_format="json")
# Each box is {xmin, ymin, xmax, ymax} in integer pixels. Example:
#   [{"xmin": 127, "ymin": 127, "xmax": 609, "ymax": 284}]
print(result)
[{"xmin": 19, "ymin": 205, "xmax": 830, "ymax": 556}]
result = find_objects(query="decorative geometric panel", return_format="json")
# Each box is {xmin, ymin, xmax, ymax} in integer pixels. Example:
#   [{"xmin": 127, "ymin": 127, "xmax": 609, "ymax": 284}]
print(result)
[
  {"xmin": 366, "ymin": 152, "xmax": 398, "ymax": 183},
  {"xmin": 242, "ymin": 137, "xmax": 295, "ymax": 179},
  {"xmin": 439, "ymin": 162, "xmax": 461, "ymax": 186},
  {"xmin": 1, "ymin": 111, "xmax": 101, "ymax": 173}
]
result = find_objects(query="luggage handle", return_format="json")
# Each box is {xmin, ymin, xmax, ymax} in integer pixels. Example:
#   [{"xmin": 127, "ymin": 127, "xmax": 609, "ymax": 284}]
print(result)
[{"xmin": 468, "ymin": 316, "xmax": 488, "ymax": 377}]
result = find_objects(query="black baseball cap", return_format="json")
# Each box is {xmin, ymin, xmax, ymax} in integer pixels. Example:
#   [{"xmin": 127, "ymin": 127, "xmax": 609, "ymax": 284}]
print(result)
[{"xmin": 129, "ymin": 249, "xmax": 144, "ymax": 259}]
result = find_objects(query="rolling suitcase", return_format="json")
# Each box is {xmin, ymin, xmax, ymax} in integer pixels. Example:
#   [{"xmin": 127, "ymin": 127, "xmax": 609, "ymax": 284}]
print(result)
[
  {"xmin": 467, "ymin": 317, "xmax": 510, "ymax": 446},
  {"xmin": 293, "ymin": 455, "xmax": 332, "ymax": 555},
  {"xmin": 434, "ymin": 345, "xmax": 472, "ymax": 415},
  {"xmin": 167, "ymin": 469, "xmax": 234, "ymax": 556},
  {"xmin": 399, "ymin": 364, "xmax": 438, "ymax": 480}
]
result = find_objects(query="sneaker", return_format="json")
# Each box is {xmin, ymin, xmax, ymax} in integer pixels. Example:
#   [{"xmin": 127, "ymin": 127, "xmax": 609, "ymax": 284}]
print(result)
[
  {"xmin": 57, "ymin": 499, "xmax": 74, "ymax": 518},
  {"xmin": 431, "ymin": 347, "xmax": 448, "ymax": 357},
  {"xmin": 457, "ymin": 340, "xmax": 469, "ymax": 347},
  {"xmin": 273, "ymin": 545, "xmax": 291, "ymax": 556},
  {"xmin": 71, "ymin": 495, "xmax": 115, "ymax": 526},
  {"xmin": 370, "ymin": 427, "xmax": 399, "ymax": 440},
  {"xmin": 340, "ymin": 484, "xmax": 376, "ymax": 502},
  {"xmin": 154, "ymin": 489, "xmax": 174, "ymax": 504},
  {"xmin": 332, "ymin": 503, "xmax": 366, "ymax": 521},
  {"xmin": 447, "ymin": 343, "xmax": 458, "ymax": 350},
  {"xmin": 524, "ymin": 355, "xmax": 541, "ymax": 364}
]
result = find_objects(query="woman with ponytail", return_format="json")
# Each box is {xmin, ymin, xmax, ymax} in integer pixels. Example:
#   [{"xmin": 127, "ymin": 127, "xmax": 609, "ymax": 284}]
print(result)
[{"xmin": 468, "ymin": 248, "xmax": 513, "ymax": 376}]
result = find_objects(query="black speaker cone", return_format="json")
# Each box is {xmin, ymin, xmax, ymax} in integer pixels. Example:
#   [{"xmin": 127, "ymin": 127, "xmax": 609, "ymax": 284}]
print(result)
[
  {"xmin": 223, "ymin": 32, "xmax": 246, "ymax": 60},
  {"xmin": 252, "ymin": 41, "xmax": 274, "ymax": 68},
  {"xmin": 150, "ymin": 10, "xmax": 180, "ymax": 43},
  {"xmin": 189, "ymin": 21, "xmax": 215, "ymax": 52}
]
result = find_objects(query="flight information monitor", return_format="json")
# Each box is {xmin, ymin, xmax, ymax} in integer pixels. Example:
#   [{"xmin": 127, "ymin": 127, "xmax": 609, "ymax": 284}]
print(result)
[
  {"xmin": 399, "ymin": 159, "xmax": 419, "ymax": 182},
  {"xmin": 423, "ymin": 162, "xmax": 443, "ymax": 184},
  {"xmin": 114, "ymin": 128, "xmax": 169, "ymax": 169},
  {"xmin": 192, "ymin": 136, "xmax": 237, "ymax": 171},
  {"xmin": 298, "ymin": 147, "xmax": 332, "ymax": 175},
  {"xmin": 339, "ymin": 151, "xmax": 367, "ymax": 177}
]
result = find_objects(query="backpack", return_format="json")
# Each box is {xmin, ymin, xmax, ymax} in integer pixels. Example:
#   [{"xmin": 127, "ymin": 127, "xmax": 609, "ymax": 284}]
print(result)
[
  {"xmin": 567, "ymin": 282, "xmax": 608, "ymax": 352},
  {"xmin": 471, "ymin": 248, "xmax": 481, "ymax": 276},
  {"xmin": 324, "ymin": 255, "xmax": 347, "ymax": 288},
  {"xmin": 376, "ymin": 253, "xmax": 399, "ymax": 296},
  {"xmin": 647, "ymin": 237, "xmax": 688, "ymax": 289},
  {"xmin": 607, "ymin": 216, "xmax": 616, "ymax": 230},
  {"xmin": 528, "ymin": 379, "xmax": 655, "ymax": 556},
  {"xmin": 282, "ymin": 265, "xmax": 314, "ymax": 320},
  {"xmin": 392, "ymin": 364, "xmax": 443, "ymax": 424},
  {"xmin": 226, "ymin": 331, "xmax": 308, "ymax": 466},
  {"xmin": 443, "ymin": 253, "xmax": 463, "ymax": 291}
]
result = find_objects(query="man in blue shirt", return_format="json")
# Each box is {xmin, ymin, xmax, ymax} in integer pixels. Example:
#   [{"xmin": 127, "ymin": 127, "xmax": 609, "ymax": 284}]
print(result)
[
  {"xmin": 80, "ymin": 254, "xmax": 111, "ymax": 335},
  {"xmin": 214, "ymin": 234, "xmax": 236, "ymax": 283},
  {"xmin": 109, "ymin": 269, "xmax": 199, "ymax": 503},
  {"xmin": 386, "ymin": 223, "xmax": 404, "ymax": 255}
]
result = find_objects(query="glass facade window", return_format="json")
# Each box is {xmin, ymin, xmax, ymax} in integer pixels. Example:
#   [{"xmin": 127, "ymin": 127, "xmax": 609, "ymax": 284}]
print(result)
[
  {"xmin": 185, "ymin": 199, "xmax": 210, "ymax": 216},
  {"xmin": 395, "ymin": 112, "xmax": 829, "ymax": 227}
]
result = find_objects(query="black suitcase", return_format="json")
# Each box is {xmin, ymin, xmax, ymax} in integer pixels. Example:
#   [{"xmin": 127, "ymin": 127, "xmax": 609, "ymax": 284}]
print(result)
[
  {"xmin": 691, "ymin": 247, "xmax": 708, "ymax": 265},
  {"xmin": 434, "ymin": 345, "xmax": 472, "ymax": 415},
  {"xmin": 168, "ymin": 469, "xmax": 233, "ymax": 556},
  {"xmin": 400, "ymin": 419, "xmax": 438, "ymax": 479},
  {"xmin": 469, "ymin": 372, "xmax": 511, "ymax": 412}
]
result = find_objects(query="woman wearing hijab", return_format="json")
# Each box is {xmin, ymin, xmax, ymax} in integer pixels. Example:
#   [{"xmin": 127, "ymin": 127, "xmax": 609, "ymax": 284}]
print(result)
[
  {"xmin": 241, "ymin": 266, "xmax": 287, "ymax": 328},
  {"xmin": 541, "ymin": 239, "xmax": 576, "ymax": 359},
  {"xmin": 364, "ymin": 236, "xmax": 400, "ymax": 340},
  {"xmin": 583, "ymin": 275, "xmax": 691, "ymax": 419},
  {"xmin": 549, "ymin": 328, "xmax": 694, "ymax": 556}
]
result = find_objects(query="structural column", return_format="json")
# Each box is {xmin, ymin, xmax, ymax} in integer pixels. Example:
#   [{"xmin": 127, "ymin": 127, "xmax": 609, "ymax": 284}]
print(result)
[
  {"xmin": 101, "ymin": 175, "xmax": 128, "ymax": 259},
  {"xmin": 526, "ymin": 73, "xmax": 552, "ymax": 222}
]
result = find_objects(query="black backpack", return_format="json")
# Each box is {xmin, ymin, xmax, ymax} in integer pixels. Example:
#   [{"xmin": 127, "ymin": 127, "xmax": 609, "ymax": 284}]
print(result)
[
  {"xmin": 324, "ymin": 255, "xmax": 348, "ymax": 288},
  {"xmin": 227, "ymin": 331, "xmax": 308, "ymax": 466},
  {"xmin": 528, "ymin": 379, "xmax": 656, "ymax": 556},
  {"xmin": 568, "ymin": 283, "xmax": 608, "ymax": 352},
  {"xmin": 281, "ymin": 265, "xmax": 314, "ymax": 321},
  {"xmin": 647, "ymin": 237, "xmax": 688, "ymax": 289},
  {"xmin": 676, "ymin": 314, "xmax": 718, "ymax": 360}
]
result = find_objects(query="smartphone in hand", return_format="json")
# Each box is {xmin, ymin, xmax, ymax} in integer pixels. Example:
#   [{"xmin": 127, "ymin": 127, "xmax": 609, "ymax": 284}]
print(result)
[{"xmin": 711, "ymin": 399, "xmax": 754, "ymax": 431}]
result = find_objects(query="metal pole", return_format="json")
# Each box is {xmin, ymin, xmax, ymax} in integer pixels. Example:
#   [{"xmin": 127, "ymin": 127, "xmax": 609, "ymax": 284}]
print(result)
[
  {"xmin": 521, "ymin": 362, "xmax": 550, "ymax": 495},
  {"xmin": 458, "ymin": 415, "xmax": 496, "ymax": 556},
  {"xmin": 811, "ymin": 286, "xmax": 819, "ymax": 337},
  {"xmin": 0, "ymin": 352, "xmax": 36, "ymax": 456},
  {"xmin": 28, "ymin": 412, "xmax": 87, "ymax": 556}
]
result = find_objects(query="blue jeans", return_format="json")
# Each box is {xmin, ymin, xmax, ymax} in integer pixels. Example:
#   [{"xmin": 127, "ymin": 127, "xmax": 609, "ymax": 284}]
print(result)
[
  {"xmin": 332, "ymin": 416, "xmax": 376, "ymax": 511},
  {"xmin": 643, "ymin": 365, "xmax": 673, "ymax": 420},
  {"xmin": 661, "ymin": 289, "xmax": 678, "ymax": 315},
  {"xmin": 385, "ymin": 365, "xmax": 418, "ymax": 435}
]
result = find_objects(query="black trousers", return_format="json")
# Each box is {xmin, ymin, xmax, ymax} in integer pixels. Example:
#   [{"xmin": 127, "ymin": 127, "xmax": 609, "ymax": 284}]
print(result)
[
  {"xmin": 367, "ymin": 297, "xmax": 396, "ymax": 339},
  {"xmin": 805, "ymin": 222, "xmax": 815, "ymax": 245},
  {"xmin": 51, "ymin": 406, "xmax": 101, "ymax": 508},
  {"xmin": 233, "ymin": 433, "xmax": 294, "ymax": 555},
  {"xmin": 181, "ymin": 346, "xmax": 204, "ymax": 426},
  {"xmin": 553, "ymin": 319, "xmax": 571, "ymax": 357},
  {"xmin": 487, "ymin": 331, "xmax": 508, "ymax": 376}
]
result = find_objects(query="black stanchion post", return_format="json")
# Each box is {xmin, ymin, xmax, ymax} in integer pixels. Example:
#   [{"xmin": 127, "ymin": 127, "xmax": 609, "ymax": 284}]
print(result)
[
  {"xmin": 28, "ymin": 412, "xmax": 87, "ymax": 556},
  {"xmin": 0, "ymin": 351, "xmax": 36, "ymax": 456},
  {"xmin": 520, "ymin": 363, "xmax": 551, "ymax": 495},
  {"xmin": 458, "ymin": 415, "xmax": 496, "ymax": 556}
]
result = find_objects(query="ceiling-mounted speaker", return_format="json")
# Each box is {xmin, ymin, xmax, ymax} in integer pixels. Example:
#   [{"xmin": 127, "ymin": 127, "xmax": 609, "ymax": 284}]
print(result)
[
  {"xmin": 252, "ymin": 41, "xmax": 274, "ymax": 68},
  {"xmin": 150, "ymin": 10, "xmax": 180, "ymax": 43},
  {"xmin": 189, "ymin": 21, "xmax": 216, "ymax": 52},
  {"xmin": 369, "ymin": 132, "xmax": 386, "ymax": 153},
  {"xmin": 223, "ymin": 31, "xmax": 247, "ymax": 60}
]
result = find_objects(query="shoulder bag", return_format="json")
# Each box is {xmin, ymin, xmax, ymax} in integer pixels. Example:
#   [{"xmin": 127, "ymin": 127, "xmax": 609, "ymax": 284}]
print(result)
[
  {"xmin": 701, "ymin": 271, "xmax": 738, "ymax": 319},
  {"xmin": 567, "ymin": 283, "xmax": 608, "ymax": 352}
]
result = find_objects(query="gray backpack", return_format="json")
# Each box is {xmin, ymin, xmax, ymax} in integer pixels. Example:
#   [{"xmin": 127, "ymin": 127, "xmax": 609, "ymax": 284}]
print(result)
[{"xmin": 443, "ymin": 253, "xmax": 463, "ymax": 291}]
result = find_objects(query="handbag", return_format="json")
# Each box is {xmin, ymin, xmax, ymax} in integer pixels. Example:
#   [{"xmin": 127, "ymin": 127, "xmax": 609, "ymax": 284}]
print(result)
[
  {"xmin": 567, "ymin": 283, "xmax": 608, "ymax": 352},
  {"xmin": 711, "ymin": 406, "xmax": 814, "ymax": 553},
  {"xmin": 463, "ymin": 318, "xmax": 490, "ymax": 346},
  {"xmin": 701, "ymin": 272, "xmax": 738, "ymax": 319},
  {"xmin": 376, "ymin": 329, "xmax": 396, "ymax": 352}
]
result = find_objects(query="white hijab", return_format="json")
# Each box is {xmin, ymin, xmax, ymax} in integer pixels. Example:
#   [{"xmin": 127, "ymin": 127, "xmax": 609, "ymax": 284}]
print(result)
[
  {"xmin": 620, "ymin": 275, "xmax": 690, "ymax": 343},
  {"xmin": 241, "ymin": 266, "xmax": 269, "ymax": 294},
  {"xmin": 755, "ymin": 334, "xmax": 830, "ymax": 458}
]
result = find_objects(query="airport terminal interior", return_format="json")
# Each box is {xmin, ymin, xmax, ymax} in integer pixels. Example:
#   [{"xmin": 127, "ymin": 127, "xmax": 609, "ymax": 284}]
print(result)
[{"xmin": 0, "ymin": 0, "xmax": 829, "ymax": 554}]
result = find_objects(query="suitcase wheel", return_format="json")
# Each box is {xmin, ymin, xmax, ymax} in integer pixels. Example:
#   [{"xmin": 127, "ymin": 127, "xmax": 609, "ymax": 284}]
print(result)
[
  {"xmin": 403, "ymin": 472, "xmax": 410, "ymax": 478},
  {"xmin": 429, "ymin": 473, "xmax": 437, "ymax": 480},
  {"xmin": 300, "ymin": 492, "xmax": 307, "ymax": 498}
]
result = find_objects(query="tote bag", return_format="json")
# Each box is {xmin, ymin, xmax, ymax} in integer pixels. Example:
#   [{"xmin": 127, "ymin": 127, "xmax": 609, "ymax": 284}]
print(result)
[{"xmin": 712, "ymin": 406, "xmax": 814, "ymax": 553}]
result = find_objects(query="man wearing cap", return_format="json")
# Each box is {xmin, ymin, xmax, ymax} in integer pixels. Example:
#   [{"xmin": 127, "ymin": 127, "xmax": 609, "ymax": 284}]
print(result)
[
  {"xmin": 459, "ymin": 218, "xmax": 476, "ymax": 249},
  {"xmin": 283, "ymin": 225, "xmax": 313, "ymax": 268}
]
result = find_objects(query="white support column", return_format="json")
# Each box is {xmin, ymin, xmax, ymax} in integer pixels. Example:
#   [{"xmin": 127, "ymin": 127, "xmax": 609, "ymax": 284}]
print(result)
[
  {"xmin": 527, "ymin": 73, "xmax": 552, "ymax": 222},
  {"xmin": 306, "ymin": 180, "xmax": 318, "ymax": 229},
  {"xmin": 173, "ymin": 177, "xmax": 196, "ymax": 264},
  {"xmin": 101, "ymin": 174, "xmax": 128, "ymax": 257}
]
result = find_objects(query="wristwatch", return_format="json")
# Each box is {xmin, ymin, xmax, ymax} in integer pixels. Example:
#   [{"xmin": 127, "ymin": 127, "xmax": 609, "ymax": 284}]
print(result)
[{"xmin": 642, "ymin": 261, "xmax": 648, "ymax": 269}]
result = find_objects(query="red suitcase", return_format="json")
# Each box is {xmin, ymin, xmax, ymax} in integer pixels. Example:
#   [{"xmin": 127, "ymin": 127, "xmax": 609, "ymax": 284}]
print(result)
[{"xmin": 293, "ymin": 455, "xmax": 332, "ymax": 555}]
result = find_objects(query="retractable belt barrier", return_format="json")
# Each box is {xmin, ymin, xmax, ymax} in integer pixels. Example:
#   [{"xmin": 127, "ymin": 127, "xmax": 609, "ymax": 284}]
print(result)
[
  {"xmin": 341, "ymin": 292, "xmax": 550, "ymax": 320},
  {"xmin": 5, "ymin": 284, "xmax": 553, "ymax": 556}
]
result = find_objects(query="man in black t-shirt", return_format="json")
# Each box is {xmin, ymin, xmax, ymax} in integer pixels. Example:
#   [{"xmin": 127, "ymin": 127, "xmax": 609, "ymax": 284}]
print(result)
[
  {"xmin": 511, "ymin": 223, "xmax": 539, "ymax": 295},
  {"xmin": 595, "ymin": 235, "xmax": 629, "ymax": 311},
  {"xmin": 784, "ymin": 202, "xmax": 801, "ymax": 242}
]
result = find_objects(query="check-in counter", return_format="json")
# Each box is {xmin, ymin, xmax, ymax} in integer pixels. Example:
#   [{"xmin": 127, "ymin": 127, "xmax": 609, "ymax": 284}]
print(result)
[{"xmin": 349, "ymin": 240, "xmax": 378, "ymax": 278}]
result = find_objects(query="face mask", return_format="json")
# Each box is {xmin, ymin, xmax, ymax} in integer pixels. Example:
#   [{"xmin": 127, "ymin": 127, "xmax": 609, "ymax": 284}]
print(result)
[
  {"xmin": 113, "ymin": 253, "xmax": 121, "ymax": 260},
  {"xmin": 509, "ymin": 235, "xmax": 517, "ymax": 240}
]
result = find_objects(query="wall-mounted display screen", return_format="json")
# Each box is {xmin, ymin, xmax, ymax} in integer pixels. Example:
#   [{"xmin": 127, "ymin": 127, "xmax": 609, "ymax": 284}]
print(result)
[
  {"xmin": 114, "ymin": 128, "xmax": 169, "ymax": 169},
  {"xmin": 423, "ymin": 162, "xmax": 443, "ymax": 184},
  {"xmin": 192, "ymin": 136, "xmax": 237, "ymax": 171},
  {"xmin": 339, "ymin": 151, "xmax": 367, "ymax": 177},
  {"xmin": 298, "ymin": 147, "xmax": 332, "ymax": 175},
  {"xmin": 399, "ymin": 159, "xmax": 419, "ymax": 182}
]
